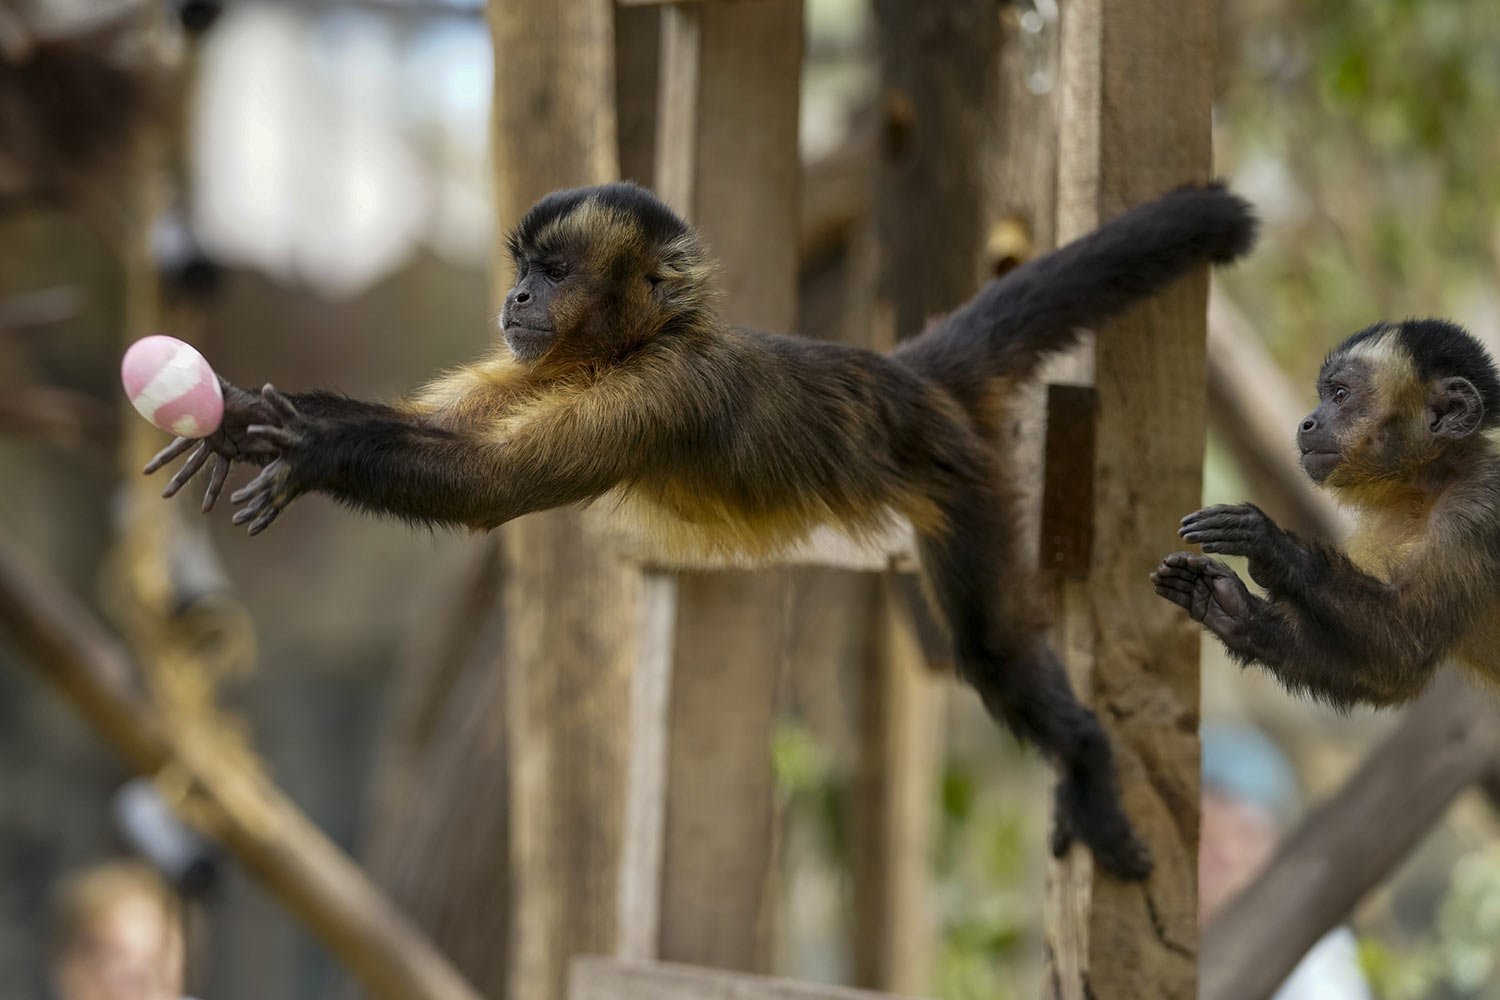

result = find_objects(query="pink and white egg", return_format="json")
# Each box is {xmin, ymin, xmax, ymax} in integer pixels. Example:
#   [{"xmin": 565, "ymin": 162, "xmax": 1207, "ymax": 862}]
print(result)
[{"xmin": 121, "ymin": 335, "xmax": 224, "ymax": 438}]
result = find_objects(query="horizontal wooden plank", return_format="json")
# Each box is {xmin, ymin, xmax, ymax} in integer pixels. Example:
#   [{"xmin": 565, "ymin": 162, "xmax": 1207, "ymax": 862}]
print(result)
[
  {"xmin": 633, "ymin": 523, "xmax": 919, "ymax": 573},
  {"xmin": 620, "ymin": 0, "xmax": 770, "ymax": 7},
  {"xmin": 569, "ymin": 958, "xmax": 921, "ymax": 1000}
]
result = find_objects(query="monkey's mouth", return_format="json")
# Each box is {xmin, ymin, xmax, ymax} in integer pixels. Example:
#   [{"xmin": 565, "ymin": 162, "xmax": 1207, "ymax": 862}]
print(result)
[
  {"xmin": 1299, "ymin": 450, "xmax": 1340, "ymax": 482},
  {"xmin": 502, "ymin": 325, "xmax": 555, "ymax": 358}
]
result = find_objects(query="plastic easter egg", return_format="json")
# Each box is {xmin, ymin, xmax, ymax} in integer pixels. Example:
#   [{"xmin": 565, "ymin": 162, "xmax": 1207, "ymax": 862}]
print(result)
[{"xmin": 121, "ymin": 335, "xmax": 224, "ymax": 438}]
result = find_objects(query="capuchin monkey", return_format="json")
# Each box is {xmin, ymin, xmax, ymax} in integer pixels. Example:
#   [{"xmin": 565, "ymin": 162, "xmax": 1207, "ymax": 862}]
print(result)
[
  {"xmin": 148, "ymin": 181, "xmax": 1257, "ymax": 878},
  {"xmin": 1154, "ymin": 318, "xmax": 1500, "ymax": 707}
]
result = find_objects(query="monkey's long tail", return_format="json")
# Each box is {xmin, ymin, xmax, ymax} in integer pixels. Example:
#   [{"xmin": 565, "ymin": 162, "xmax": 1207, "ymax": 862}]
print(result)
[{"xmin": 892, "ymin": 183, "xmax": 1257, "ymax": 390}]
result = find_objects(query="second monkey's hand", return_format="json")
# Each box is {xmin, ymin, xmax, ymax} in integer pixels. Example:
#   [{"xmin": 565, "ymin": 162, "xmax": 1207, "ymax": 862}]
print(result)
[{"xmin": 1151, "ymin": 552, "xmax": 1263, "ymax": 662}]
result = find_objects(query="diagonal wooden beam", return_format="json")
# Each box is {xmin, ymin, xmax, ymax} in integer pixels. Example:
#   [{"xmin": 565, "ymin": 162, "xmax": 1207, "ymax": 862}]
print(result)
[
  {"xmin": 1200, "ymin": 670, "xmax": 1500, "ymax": 1000},
  {"xmin": 0, "ymin": 531, "xmax": 484, "ymax": 1000}
]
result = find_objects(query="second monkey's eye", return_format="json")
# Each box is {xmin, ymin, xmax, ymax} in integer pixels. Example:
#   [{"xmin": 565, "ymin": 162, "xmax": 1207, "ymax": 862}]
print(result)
[
  {"xmin": 1332, "ymin": 387, "xmax": 1349, "ymax": 405},
  {"xmin": 542, "ymin": 262, "xmax": 570, "ymax": 282}
]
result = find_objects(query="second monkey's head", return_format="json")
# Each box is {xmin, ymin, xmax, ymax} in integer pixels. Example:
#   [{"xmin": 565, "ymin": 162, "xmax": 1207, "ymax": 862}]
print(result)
[
  {"xmin": 1298, "ymin": 318, "xmax": 1500, "ymax": 495},
  {"xmin": 500, "ymin": 183, "xmax": 719, "ymax": 365}
]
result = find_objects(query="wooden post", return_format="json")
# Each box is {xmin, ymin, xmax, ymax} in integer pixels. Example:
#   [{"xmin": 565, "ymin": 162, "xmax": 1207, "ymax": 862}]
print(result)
[
  {"xmin": 651, "ymin": 2, "xmax": 803, "ymax": 971},
  {"xmin": 855, "ymin": 1, "xmax": 1003, "ymax": 989},
  {"xmin": 1042, "ymin": 1, "xmax": 1214, "ymax": 998},
  {"xmin": 485, "ymin": 5, "xmax": 638, "ymax": 1000}
]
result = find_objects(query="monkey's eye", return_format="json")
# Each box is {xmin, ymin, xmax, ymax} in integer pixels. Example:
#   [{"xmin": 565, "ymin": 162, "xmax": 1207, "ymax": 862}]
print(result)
[
  {"xmin": 1332, "ymin": 387, "xmax": 1349, "ymax": 405},
  {"xmin": 542, "ymin": 262, "xmax": 570, "ymax": 282}
]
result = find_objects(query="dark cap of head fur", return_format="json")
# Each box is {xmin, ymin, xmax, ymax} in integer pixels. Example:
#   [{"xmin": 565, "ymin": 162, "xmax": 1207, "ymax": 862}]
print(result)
[
  {"xmin": 1328, "ymin": 318, "xmax": 1500, "ymax": 428},
  {"xmin": 506, "ymin": 182, "xmax": 692, "ymax": 260}
]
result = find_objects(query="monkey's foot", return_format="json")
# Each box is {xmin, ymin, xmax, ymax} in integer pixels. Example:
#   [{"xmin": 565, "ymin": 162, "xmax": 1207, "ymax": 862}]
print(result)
[{"xmin": 1050, "ymin": 777, "xmax": 1153, "ymax": 880}]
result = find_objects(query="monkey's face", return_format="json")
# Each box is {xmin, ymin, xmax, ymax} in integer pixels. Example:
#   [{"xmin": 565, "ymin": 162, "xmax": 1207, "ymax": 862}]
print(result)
[
  {"xmin": 1298, "ymin": 354, "xmax": 1374, "ymax": 485},
  {"xmin": 1302, "ymin": 328, "xmax": 1488, "ymax": 491},
  {"xmin": 501, "ymin": 184, "xmax": 715, "ymax": 367},
  {"xmin": 500, "ymin": 258, "xmax": 571, "ymax": 362}
]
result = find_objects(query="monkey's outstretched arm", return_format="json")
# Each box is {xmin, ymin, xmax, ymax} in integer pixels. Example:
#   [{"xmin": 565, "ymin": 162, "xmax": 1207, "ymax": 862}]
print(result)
[
  {"xmin": 1151, "ymin": 553, "xmax": 1434, "ymax": 705},
  {"xmin": 144, "ymin": 382, "xmax": 417, "ymax": 512},
  {"xmin": 222, "ymin": 384, "xmax": 653, "ymax": 535}
]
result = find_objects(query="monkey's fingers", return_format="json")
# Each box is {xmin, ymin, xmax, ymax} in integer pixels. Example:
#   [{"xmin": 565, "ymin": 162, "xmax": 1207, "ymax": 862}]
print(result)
[
  {"xmin": 260, "ymin": 384, "xmax": 300, "ymax": 421},
  {"xmin": 203, "ymin": 455, "xmax": 231, "ymax": 512},
  {"xmin": 246, "ymin": 504, "xmax": 283, "ymax": 536},
  {"xmin": 162, "ymin": 442, "xmax": 211, "ymax": 498},
  {"xmin": 1180, "ymin": 526, "xmax": 1258, "ymax": 549},
  {"xmin": 143, "ymin": 436, "xmax": 196, "ymax": 475},
  {"xmin": 1151, "ymin": 568, "xmax": 1197, "ymax": 596},
  {"xmin": 247, "ymin": 424, "xmax": 299, "ymax": 448},
  {"xmin": 1198, "ymin": 539, "xmax": 1257, "ymax": 556},
  {"xmin": 1160, "ymin": 551, "xmax": 1229, "ymax": 575},
  {"xmin": 1179, "ymin": 503, "xmax": 1257, "ymax": 530},
  {"xmin": 231, "ymin": 492, "xmax": 272, "ymax": 525},
  {"xmin": 231, "ymin": 460, "xmax": 285, "ymax": 506}
]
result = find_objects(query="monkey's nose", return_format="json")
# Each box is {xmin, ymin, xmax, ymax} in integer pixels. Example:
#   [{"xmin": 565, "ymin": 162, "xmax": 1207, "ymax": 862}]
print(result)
[
  {"xmin": 1300, "ymin": 417, "xmax": 1317, "ymax": 433},
  {"xmin": 514, "ymin": 290, "xmax": 531, "ymax": 305}
]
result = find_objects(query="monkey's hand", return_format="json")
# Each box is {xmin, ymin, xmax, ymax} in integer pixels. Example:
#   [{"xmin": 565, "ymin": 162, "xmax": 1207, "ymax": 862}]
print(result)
[
  {"xmin": 227, "ymin": 385, "xmax": 318, "ymax": 536},
  {"xmin": 143, "ymin": 378, "xmax": 282, "ymax": 512},
  {"xmin": 1151, "ymin": 552, "xmax": 1264, "ymax": 661},
  {"xmin": 1177, "ymin": 503, "xmax": 1297, "ymax": 590}
]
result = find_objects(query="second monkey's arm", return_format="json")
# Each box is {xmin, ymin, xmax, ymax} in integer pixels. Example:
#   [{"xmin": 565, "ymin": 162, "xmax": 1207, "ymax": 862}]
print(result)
[{"xmin": 1151, "ymin": 552, "xmax": 1437, "ymax": 705}]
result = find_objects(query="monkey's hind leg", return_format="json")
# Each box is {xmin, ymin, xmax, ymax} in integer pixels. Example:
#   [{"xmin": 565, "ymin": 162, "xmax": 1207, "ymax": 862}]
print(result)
[
  {"xmin": 918, "ymin": 497, "xmax": 1151, "ymax": 880},
  {"xmin": 977, "ymin": 639, "xmax": 1152, "ymax": 880}
]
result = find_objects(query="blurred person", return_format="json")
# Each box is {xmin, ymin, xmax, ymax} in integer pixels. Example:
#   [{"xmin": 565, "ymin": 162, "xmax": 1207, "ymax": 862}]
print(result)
[
  {"xmin": 1200, "ymin": 724, "xmax": 1371, "ymax": 1000},
  {"xmin": 49, "ymin": 861, "xmax": 196, "ymax": 1000}
]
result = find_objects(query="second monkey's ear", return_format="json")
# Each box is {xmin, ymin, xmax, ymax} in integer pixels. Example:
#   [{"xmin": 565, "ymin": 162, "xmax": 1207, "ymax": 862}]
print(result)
[{"xmin": 1428, "ymin": 376, "xmax": 1484, "ymax": 439}]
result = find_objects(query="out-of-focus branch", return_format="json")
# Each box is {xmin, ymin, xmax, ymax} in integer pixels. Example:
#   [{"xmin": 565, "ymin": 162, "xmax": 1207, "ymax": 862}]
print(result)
[
  {"xmin": 1200, "ymin": 671, "xmax": 1500, "ymax": 1000},
  {"xmin": 0, "ymin": 531, "xmax": 483, "ymax": 1000},
  {"xmin": 0, "ymin": 386, "xmax": 117, "ymax": 447},
  {"xmin": 1206, "ymin": 292, "xmax": 1345, "ymax": 540},
  {"xmin": 1478, "ymin": 761, "xmax": 1500, "ymax": 814},
  {"xmin": 0, "ymin": 286, "xmax": 82, "ymax": 334}
]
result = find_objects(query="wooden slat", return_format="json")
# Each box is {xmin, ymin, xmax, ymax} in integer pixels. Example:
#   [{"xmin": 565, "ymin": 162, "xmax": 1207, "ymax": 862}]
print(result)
[
  {"xmin": 568, "ymin": 958, "xmax": 915, "ymax": 1000},
  {"xmin": 616, "ymin": 572, "xmax": 678, "ymax": 960},
  {"xmin": 1043, "ymin": 0, "xmax": 1215, "ymax": 997},
  {"xmin": 1039, "ymin": 384, "xmax": 1097, "ymax": 578},
  {"xmin": 486, "ymin": 5, "xmax": 636, "ymax": 1000},
  {"xmin": 849, "ymin": 577, "xmax": 941, "ymax": 992}
]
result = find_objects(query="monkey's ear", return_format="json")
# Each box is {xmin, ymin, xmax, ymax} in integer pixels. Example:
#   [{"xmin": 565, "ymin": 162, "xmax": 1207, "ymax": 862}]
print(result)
[{"xmin": 1428, "ymin": 376, "xmax": 1484, "ymax": 439}]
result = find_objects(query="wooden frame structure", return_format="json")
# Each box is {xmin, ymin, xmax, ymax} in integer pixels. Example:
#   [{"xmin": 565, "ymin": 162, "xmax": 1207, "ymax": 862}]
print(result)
[{"xmin": 9, "ymin": 4, "xmax": 1496, "ymax": 1000}]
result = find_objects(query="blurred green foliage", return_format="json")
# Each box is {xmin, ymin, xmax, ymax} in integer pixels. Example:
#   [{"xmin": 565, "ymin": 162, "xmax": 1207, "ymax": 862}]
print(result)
[{"xmin": 1219, "ymin": 0, "xmax": 1500, "ymax": 380}]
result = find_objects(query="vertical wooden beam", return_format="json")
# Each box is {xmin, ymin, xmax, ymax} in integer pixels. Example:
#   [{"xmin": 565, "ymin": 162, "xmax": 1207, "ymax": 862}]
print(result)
[
  {"xmin": 486, "ymin": 5, "xmax": 635, "ymax": 1000},
  {"xmin": 858, "ymin": 2, "xmax": 999, "ymax": 990},
  {"xmin": 652, "ymin": 0, "xmax": 803, "ymax": 973},
  {"xmin": 1043, "ymin": 1, "xmax": 1213, "ymax": 999}
]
